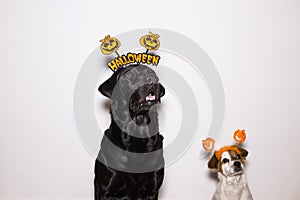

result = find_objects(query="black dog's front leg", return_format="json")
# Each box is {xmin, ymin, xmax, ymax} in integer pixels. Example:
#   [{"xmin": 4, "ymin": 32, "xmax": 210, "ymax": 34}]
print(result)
[
  {"xmin": 135, "ymin": 169, "xmax": 164, "ymax": 200},
  {"xmin": 95, "ymin": 176, "xmax": 131, "ymax": 200},
  {"xmin": 94, "ymin": 159, "xmax": 131, "ymax": 200}
]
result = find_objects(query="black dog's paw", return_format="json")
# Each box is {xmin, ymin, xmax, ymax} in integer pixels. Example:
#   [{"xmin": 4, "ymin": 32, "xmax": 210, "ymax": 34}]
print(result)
[{"xmin": 139, "ymin": 193, "xmax": 158, "ymax": 200}]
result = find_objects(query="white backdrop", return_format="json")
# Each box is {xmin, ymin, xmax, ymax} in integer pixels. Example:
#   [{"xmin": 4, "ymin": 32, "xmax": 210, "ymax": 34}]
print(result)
[{"xmin": 1, "ymin": 0, "xmax": 300, "ymax": 199}]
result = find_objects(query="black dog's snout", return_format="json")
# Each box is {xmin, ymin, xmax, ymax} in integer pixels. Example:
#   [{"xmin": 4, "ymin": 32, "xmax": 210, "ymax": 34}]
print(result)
[{"xmin": 234, "ymin": 161, "xmax": 241, "ymax": 168}]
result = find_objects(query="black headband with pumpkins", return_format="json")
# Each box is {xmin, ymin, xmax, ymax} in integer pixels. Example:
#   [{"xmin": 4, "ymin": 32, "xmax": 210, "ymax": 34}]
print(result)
[{"xmin": 99, "ymin": 32, "xmax": 161, "ymax": 72}]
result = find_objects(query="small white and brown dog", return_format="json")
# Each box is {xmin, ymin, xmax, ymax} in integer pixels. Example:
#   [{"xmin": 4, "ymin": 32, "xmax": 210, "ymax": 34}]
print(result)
[{"xmin": 208, "ymin": 145, "xmax": 253, "ymax": 200}]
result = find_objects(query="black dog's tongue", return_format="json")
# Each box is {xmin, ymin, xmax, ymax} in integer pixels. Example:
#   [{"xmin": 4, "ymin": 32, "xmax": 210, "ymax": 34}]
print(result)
[{"xmin": 146, "ymin": 93, "xmax": 156, "ymax": 101}]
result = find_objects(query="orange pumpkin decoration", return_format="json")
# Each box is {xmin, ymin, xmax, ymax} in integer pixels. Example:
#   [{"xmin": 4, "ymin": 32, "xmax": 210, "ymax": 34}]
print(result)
[
  {"xmin": 233, "ymin": 129, "xmax": 246, "ymax": 143},
  {"xmin": 202, "ymin": 138, "xmax": 215, "ymax": 152}
]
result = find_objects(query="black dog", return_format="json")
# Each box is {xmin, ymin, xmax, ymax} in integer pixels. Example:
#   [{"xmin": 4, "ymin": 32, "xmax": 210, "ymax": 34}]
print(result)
[{"xmin": 94, "ymin": 65, "xmax": 165, "ymax": 200}]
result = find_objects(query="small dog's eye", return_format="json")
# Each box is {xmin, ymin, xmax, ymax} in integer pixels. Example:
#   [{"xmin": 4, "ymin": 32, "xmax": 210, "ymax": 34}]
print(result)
[
  {"xmin": 222, "ymin": 158, "xmax": 229, "ymax": 164},
  {"xmin": 236, "ymin": 154, "xmax": 241, "ymax": 159}
]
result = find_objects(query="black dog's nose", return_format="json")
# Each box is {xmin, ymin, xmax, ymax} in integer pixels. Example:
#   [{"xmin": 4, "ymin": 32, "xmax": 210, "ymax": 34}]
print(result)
[{"xmin": 234, "ymin": 161, "xmax": 241, "ymax": 168}]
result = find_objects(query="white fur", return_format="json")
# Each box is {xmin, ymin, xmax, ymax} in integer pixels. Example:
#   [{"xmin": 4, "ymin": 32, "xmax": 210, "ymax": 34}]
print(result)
[
  {"xmin": 221, "ymin": 152, "xmax": 244, "ymax": 177},
  {"xmin": 212, "ymin": 151, "xmax": 253, "ymax": 200}
]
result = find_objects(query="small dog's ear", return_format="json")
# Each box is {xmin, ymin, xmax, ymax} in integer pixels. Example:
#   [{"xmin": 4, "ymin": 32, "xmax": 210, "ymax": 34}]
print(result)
[
  {"xmin": 238, "ymin": 146, "xmax": 248, "ymax": 158},
  {"xmin": 98, "ymin": 73, "xmax": 118, "ymax": 99},
  {"xmin": 208, "ymin": 152, "xmax": 219, "ymax": 172}
]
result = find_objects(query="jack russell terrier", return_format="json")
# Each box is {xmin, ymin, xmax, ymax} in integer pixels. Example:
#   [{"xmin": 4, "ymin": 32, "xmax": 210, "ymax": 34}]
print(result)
[{"xmin": 208, "ymin": 145, "xmax": 253, "ymax": 200}]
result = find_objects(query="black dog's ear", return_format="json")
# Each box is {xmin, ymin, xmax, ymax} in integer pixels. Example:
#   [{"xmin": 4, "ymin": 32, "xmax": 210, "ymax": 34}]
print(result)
[
  {"xmin": 159, "ymin": 84, "xmax": 165, "ymax": 97},
  {"xmin": 98, "ymin": 73, "xmax": 118, "ymax": 99},
  {"xmin": 208, "ymin": 152, "xmax": 219, "ymax": 172}
]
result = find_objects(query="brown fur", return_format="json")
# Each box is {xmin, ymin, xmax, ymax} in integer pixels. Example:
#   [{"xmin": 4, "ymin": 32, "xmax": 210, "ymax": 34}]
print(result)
[{"xmin": 208, "ymin": 145, "xmax": 248, "ymax": 173}]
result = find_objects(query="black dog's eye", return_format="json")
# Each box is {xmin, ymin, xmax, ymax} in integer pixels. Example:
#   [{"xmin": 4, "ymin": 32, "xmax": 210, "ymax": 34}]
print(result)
[
  {"xmin": 146, "ymin": 77, "xmax": 153, "ymax": 84},
  {"xmin": 222, "ymin": 158, "xmax": 229, "ymax": 164},
  {"xmin": 236, "ymin": 154, "xmax": 241, "ymax": 159}
]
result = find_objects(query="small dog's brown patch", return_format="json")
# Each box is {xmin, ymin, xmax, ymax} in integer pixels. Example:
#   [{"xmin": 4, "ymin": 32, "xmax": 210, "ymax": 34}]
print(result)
[{"xmin": 208, "ymin": 145, "xmax": 249, "ymax": 173}]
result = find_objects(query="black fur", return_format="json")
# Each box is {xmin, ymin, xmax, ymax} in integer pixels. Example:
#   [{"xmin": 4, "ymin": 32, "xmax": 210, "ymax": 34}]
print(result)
[{"xmin": 94, "ymin": 65, "xmax": 165, "ymax": 200}]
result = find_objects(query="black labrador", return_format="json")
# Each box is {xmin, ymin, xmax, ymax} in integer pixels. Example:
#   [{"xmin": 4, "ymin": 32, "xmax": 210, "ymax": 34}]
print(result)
[{"xmin": 94, "ymin": 65, "xmax": 165, "ymax": 200}]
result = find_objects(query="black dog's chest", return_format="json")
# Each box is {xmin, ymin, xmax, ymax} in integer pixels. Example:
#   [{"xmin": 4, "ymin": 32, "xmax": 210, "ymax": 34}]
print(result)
[{"xmin": 106, "ymin": 122, "xmax": 163, "ymax": 153}]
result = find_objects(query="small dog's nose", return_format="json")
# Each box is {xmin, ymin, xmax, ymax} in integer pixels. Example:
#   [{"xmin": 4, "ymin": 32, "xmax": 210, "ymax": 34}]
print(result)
[{"xmin": 234, "ymin": 161, "xmax": 241, "ymax": 167}]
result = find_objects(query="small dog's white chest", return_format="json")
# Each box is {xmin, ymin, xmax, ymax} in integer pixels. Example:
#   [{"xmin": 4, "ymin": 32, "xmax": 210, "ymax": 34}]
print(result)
[
  {"xmin": 213, "ymin": 173, "xmax": 253, "ymax": 200},
  {"xmin": 218, "ymin": 183, "xmax": 244, "ymax": 199}
]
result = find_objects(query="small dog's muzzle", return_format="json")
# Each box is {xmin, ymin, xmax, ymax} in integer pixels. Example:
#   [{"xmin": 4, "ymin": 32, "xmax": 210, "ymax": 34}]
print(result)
[{"xmin": 233, "ymin": 161, "xmax": 242, "ymax": 172}]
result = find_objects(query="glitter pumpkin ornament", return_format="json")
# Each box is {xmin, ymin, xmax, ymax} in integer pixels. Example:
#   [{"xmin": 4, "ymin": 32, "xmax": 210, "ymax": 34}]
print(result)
[
  {"xmin": 139, "ymin": 32, "xmax": 160, "ymax": 53},
  {"xmin": 100, "ymin": 35, "xmax": 121, "ymax": 56}
]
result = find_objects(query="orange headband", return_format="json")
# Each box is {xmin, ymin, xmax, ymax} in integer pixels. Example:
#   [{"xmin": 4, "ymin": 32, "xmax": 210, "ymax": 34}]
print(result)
[{"xmin": 215, "ymin": 146, "xmax": 241, "ymax": 160}]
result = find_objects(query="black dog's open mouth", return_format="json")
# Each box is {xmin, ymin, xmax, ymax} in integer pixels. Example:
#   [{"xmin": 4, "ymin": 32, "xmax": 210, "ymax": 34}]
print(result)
[
  {"xmin": 143, "ymin": 92, "xmax": 160, "ymax": 106},
  {"xmin": 145, "ymin": 92, "xmax": 156, "ymax": 101},
  {"xmin": 132, "ymin": 92, "xmax": 161, "ymax": 111},
  {"xmin": 129, "ymin": 84, "xmax": 163, "ymax": 115},
  {"xmin": 129, "ymin": 91, "xmax": 161, "ymax": 125},
  {"xmin": 131, "ymin": 92, "xmax": 160, "ymax": 113}
]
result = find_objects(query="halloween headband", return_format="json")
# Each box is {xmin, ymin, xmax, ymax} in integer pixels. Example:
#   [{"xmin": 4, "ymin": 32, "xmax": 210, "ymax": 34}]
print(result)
[
  {"xmin": 99, "ymin": 31, "xmax": 161, "ymax": 72},
  {"xmin": 215, "ymin": 146, "xmax": 241, "ymax": 160},
  {"xmin": 202, "ymin": 129, "xmax": 248, "ymax": 153}
]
